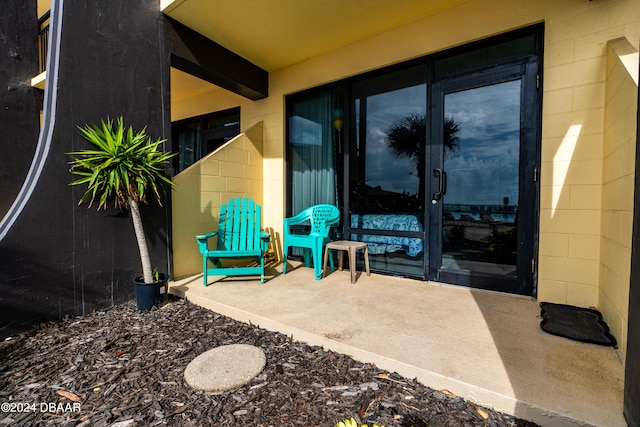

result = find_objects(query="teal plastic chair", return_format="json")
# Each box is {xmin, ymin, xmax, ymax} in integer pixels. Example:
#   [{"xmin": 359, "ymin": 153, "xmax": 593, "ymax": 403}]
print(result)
[
  {"xmin": 196, "ymin": 198, "xmax": 270, "ymax": 285},
  {"xmin": 283, "ymin": 204, "xmax": 340, "ymax": 280}
]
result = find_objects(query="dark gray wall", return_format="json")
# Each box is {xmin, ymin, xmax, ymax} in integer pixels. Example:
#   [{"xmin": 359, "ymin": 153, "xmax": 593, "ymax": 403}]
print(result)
[
  {"xmin": 0, "ymin": 0, "xmax": 268, "ymax": 339},
  {"xmin": 624, "ymin": 57, "xmax": 640, "ymax": 427},
  {"xmin": 0, "ymin": 0, "xmax": 41, "ymax": 220},
  {"xmin": 0, "ymin": 0, "xmax": 172, "ymax": 338}
]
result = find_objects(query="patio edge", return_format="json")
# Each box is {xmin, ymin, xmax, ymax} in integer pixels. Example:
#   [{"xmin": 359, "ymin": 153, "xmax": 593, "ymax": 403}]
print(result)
[{"xmin": 170, "ymin": 285, "xmax": 599, "ymax": 427}]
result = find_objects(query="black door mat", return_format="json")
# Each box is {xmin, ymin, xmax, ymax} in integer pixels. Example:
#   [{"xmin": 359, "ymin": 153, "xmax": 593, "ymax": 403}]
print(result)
[{"xmin": 540, "ymin": 302, "xmax": 617, "ymax": 347}]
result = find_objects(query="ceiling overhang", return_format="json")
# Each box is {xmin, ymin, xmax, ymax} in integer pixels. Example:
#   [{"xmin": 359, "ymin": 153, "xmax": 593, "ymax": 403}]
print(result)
[
  {"xmin": 162, "ymin": 0, "xmax": 470, "ymax": 72},
  {"xmin": 166, "ymin": 16, "xmax": 268, "ymax": 100}
]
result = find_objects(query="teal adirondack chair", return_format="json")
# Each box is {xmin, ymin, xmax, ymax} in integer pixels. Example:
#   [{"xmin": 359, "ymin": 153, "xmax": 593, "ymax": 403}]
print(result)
[
  {"xmin": 196, "ymin": 198, "xmax": 270, "ymax": 285},
  {"xmin": 283, "ymin": 204, "xmax": 340, "ymax": 280}
]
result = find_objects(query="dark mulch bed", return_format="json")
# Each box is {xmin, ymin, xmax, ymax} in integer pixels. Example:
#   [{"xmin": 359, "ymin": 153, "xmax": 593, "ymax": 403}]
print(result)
[{"xmin": 0, "ymin": 297, "xmax": 539, "ymax": 427}]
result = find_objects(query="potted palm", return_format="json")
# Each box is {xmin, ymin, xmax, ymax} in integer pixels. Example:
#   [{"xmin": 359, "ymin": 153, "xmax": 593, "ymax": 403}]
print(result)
[{"xmin": 68, "ymin": 116, "xmax": 176, "ymax": 310}]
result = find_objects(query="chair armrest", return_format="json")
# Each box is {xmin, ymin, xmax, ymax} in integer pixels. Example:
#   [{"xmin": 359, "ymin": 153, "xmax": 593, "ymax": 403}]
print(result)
[
  {"xmin": 196, "ymin": 231, "xmax": 218, "ymax": 241},
  {"xmin": 284, "ymin": 210, "xmax": 310, "ymax": 228},
  {"xmin": 260, "ymin": 231, "xmax": 270, "ymax": 253},
  {"xmin": 196, "ymin": 231, "xmax": 218, "ymax": 253}
]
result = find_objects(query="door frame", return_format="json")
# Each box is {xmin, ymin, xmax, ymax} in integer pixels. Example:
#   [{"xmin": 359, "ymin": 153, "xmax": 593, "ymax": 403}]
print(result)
[{"xmin": 428, "ymin": 61, "xmax": 541, "ymax": 296}]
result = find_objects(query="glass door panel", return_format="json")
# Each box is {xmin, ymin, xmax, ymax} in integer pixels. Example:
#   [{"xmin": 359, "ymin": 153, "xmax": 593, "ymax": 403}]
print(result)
[
  {"xmin": 349, "ymin": 66, "xmax": 427, "ymax": 278},
  {"xmin": 441, "ymin": 80, "xmax": 520, "ymax": 277}
]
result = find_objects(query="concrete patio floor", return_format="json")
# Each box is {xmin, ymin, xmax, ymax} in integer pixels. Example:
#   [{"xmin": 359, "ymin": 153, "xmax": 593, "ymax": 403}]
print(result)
[{"xmin": 169, "ymin": 261, "xmax": 625, "ymax": 427}]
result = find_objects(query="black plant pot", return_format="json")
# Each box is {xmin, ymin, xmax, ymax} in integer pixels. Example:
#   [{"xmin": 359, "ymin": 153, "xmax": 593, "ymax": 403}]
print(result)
[{"xmin": 133, "ymin": 273, "xmax": 169, "ymax": 310}]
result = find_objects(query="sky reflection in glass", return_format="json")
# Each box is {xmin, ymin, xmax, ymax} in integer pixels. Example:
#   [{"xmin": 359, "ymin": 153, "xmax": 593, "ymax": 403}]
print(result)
[
  {"xmin": 360, "ymin": 84, "xmax": 426, "ymax": 195},
  {"xmin": 444, "ymin": 80, "xmax": 520, "ymax": 207}
]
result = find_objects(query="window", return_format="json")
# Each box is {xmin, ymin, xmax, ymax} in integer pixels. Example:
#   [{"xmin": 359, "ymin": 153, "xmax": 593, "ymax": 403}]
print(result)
[
  {"xmin": 286, "ymin": 87, "xmax": 344, "ymax": 216},
  {"xmin": 351, "ymin": 65, "xmax": 427, "ymax": 215},
  {"xmin": 172, "ymin": 107, "xmax": 240, "ymax": 173}
]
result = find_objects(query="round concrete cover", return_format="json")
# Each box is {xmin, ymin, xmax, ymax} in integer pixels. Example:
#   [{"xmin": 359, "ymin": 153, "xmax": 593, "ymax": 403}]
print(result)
[{"xmin": 184, "ymin": 344, "xmax": 266, "ymax": 392}]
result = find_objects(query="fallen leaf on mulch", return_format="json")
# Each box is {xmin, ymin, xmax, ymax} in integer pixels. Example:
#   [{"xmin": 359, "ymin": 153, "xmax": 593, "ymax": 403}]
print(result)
[
  {"xmin": 56, "ymin": 390, "xmax": 82, "ymax": 402},
  {"xmin": 377, "ymin": 372, "xmax": 407, "ymax": 384},
  {"xmin": 440, "ymin": 388, "xmax": 456, "ymax": 397}
]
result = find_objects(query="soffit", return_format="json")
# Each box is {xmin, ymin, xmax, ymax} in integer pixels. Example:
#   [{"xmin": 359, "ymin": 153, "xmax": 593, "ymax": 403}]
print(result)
[
  {"xmin": 171, "ymin": 67, "xmax": 221, "ymax": 101},
  {"xmin": 162, "ymin": 0, "xmax": 469, "ymax": 72}
]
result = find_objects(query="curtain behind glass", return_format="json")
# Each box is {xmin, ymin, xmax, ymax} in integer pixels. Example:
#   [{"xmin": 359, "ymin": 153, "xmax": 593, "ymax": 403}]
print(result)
[{"xmin": 288, "ymin": 90, "xmax": 337, "ymax": 215}]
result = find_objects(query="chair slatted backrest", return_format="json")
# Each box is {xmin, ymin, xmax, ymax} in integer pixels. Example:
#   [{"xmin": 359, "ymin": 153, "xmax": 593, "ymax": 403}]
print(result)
[{"xmin": 217, "ymin": 198, "xmax": 262, "ymax": 252}]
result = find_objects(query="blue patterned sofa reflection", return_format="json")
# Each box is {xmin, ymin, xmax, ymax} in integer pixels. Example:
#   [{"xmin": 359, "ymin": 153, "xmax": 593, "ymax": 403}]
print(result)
[{"xmin": 350, "ymin": 214, "xmax": 423, "ymax": 257}]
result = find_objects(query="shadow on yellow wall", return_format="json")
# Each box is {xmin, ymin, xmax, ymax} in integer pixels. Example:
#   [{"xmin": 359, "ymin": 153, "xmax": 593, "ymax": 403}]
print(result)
[{"xmin": 171, "ymin": 122, "xmax": 264, "ymax": 278}]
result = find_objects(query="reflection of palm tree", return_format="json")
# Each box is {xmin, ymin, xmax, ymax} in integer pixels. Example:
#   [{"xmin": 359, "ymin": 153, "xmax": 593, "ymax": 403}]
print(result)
[
  {"xmin": 443, "ymin": 116, "xmax": 460, "ymax": 154},
  {"xmin": 386, "ymin": 114, "xmax": 459, "ymax": 199}
]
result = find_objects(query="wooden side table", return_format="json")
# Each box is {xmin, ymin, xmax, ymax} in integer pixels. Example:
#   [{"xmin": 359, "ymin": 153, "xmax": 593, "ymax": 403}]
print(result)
[{"xmin": 322, "ymin": 241, "xmax": 370, "ymax": 283}]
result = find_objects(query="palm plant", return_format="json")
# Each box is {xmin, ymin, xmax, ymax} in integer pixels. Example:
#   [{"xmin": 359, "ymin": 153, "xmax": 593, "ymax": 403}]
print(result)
[{"xmin": 68, "ymin": 117, "xmax": 176, "ymax": 284}]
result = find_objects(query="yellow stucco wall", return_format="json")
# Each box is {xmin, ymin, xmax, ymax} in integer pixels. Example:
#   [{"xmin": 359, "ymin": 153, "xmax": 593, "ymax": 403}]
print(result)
[
  {"xmin": 170, "ymin": 0, "xmax": 640, "ymax": 355},
  {"xmin": 599, "ymin": 38, "xmax": 639, "ymax": 362},
  {"xmin": 171, "ymin": 123, "xmax": 264, "ymax": 278}
]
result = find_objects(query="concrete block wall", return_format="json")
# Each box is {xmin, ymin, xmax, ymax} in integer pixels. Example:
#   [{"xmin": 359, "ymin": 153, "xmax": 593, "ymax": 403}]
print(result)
[
  {"xmin": 536, "ymin": 0, "xmax": 639, "ymax": 314},
  {"xmin": 600, "ymin": 38, "xmax": 638, "ymax": 362},
  {"xmin": 171, "ymin": 122, "xmax": 264, "ymax": 278}
]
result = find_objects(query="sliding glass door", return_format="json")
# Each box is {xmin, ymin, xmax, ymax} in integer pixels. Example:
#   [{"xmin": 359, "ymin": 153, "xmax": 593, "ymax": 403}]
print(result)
[
  {"xmin": 286, "ymin": 25, "xmax": 542, "ymax": 295},
  {"xmin": 349, "ymin": 66, "xmax": 427, "ymax": 278}
]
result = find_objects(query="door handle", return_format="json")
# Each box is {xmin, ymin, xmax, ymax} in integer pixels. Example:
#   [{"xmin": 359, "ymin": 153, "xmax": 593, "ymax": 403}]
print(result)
[{"xmin": 432, "ymin": 168, "xmax": 447, "ymax": 204}]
